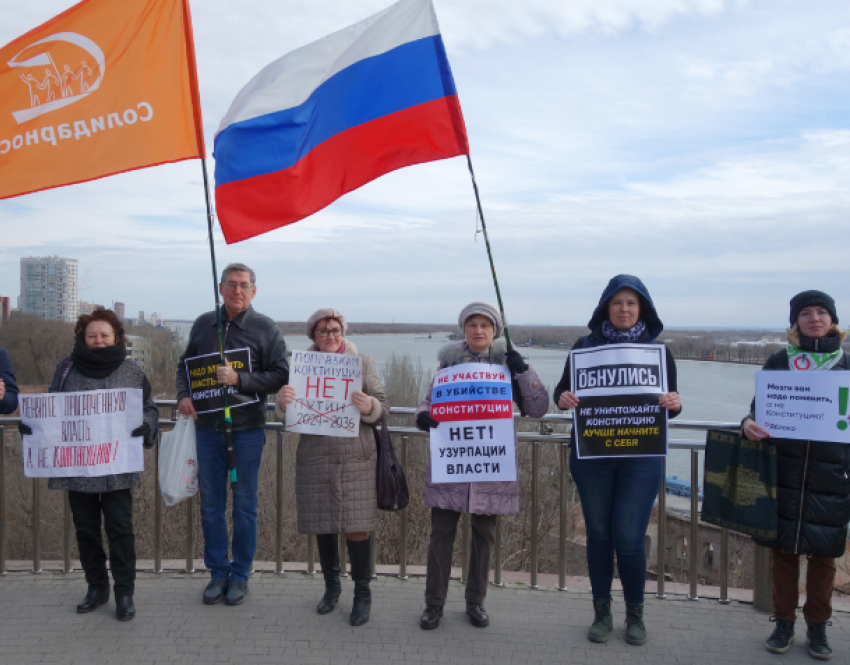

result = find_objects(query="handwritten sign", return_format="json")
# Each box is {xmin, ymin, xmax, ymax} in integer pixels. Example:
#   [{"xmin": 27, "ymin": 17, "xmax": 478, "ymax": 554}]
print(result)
[
  {"xmin": 755, "ymin": 371, "xmax": 850, "ymax": 443},
  {"xmin": 285, "ymin": 351, "xmax": 362, "ymax": 438},
  {"xmin": 19, "ymin": 388, "xmax": 144, "ymax": 478},
  {"xmin": 184, "ymin": 348, "xmax": 259, "ymax": 414},
  {"xmin": 570, "ymin": 344, "xmax": 668, "ymax": 458},
  {"xmin": 429, "ymin": 362, "xmax": 517, "ymax": 483}
]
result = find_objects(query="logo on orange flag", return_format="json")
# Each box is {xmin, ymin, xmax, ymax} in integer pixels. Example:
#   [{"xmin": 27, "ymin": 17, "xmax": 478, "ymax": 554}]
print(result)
[{"xmin": 0, "ymin": 0, "xmax": 205, "ymax": 200}]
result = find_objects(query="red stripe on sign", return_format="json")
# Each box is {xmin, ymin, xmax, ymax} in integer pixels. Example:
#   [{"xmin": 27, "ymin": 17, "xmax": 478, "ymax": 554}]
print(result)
[
  {"xmin": 431, "ymin": 400, "xmax": 514, "ymax": 422},
  {"xmin": 215, "ymin": 95, "xmax": 469, "ymax": 244}
]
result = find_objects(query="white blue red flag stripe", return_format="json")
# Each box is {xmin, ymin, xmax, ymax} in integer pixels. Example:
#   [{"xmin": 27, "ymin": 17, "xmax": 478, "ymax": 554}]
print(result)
[{"xmin": 213, "ymin": 0, "xmax": 469, "ymax": 244}]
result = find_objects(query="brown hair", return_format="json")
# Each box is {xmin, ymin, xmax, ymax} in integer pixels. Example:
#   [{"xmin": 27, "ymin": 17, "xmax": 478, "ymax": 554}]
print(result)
[{"xmin": 74, "ymin": 307, "xmax": 127, "ymax": 344}]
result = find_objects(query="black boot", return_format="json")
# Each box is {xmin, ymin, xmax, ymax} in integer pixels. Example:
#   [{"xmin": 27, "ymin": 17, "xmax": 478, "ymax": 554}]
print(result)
[
  {"xmin": 347, "ymin": 538, "xmax": 372, "ymax": 627},
  {"xmin": 316, "ymin": 534, "xmax": 341, "ymax": 615},
  {"xmin": 115, "ymin": 595, "xmax": 135, "ymax": 622},
  {"xmin": 77, "ymin": 584, "xmax": 110, "ymax": 613}
]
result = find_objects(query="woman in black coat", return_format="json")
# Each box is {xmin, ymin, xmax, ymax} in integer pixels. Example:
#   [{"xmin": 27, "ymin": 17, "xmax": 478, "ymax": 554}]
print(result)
[{"xmin": 742, "ymin": 290, "xmax": 849, "ymax": 660}]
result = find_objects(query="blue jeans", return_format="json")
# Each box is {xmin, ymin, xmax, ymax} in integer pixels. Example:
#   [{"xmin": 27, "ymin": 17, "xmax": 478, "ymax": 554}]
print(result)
[
  {"xmin": 196, "ymin": 427, "xmax": 265, "ymax": 583},
  {"xmin": 570, "ymin": 446, "xmax": 662, "ymax": 605}
]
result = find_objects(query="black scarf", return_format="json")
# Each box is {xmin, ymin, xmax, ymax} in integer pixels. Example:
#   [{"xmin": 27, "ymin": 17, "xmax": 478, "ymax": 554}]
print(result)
[{"xmin": 71, "ymin": 336, "xmax": 127, "ymax": 379}]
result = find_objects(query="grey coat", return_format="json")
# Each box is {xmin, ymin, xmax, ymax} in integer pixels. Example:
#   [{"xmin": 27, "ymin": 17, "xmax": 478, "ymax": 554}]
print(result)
[
  {"xmin": 47, "ymin": 358, "xmax": 160, "ymax": 493},
  {"xmin": 416, "ymin": 340, "xmax": 549, "ymax": 515},
  {"xmin": 275, "ymin": 341, "xmax": 386, "ymax": 534}
]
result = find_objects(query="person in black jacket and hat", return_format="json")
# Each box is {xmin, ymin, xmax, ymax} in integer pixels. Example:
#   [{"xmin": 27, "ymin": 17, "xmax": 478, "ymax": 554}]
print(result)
[
  {"xmin": 742, "ymin": 290, "xmax": 849, "ymax": 660},
  {"xmin": 554, "ymin": 275, "xmax": 681, "ymax": 646}
]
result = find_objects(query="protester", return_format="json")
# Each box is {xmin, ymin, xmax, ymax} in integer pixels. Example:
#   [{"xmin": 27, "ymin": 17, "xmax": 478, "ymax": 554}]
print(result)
[
  {"xmin": 415, "ymin": 302, "xmax": 549, "ymax": 630},
  {"xmin": 176, "ymin": 263, "xmax": 289, "ymax": 606},
  {"xmin": 554, "ymin": 275, "xmax": 681, "ymax": 646},
  {"xmin": 0, "ymin": 347, "xmax": 18, "ymax": 414},
  {"xmin": 742, "ymin": 290, "xmax": 849, "ymax": 660},
  {"xmin": 276, "ymin": 308, "xmax": 386, "ymax": 626},
  {"xmin": 18, "ymin": 308, "xmax": 158, "ymax": 621}
]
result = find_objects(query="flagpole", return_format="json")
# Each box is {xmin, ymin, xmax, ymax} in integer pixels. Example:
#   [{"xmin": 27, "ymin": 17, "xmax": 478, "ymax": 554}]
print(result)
[
  {"xmin": 201, "ymin": 158, "xmax": 237, "ymax": 490},
  {"xmin": 465, "ymin": 155, "xmax": 514, "ymax": 351}
]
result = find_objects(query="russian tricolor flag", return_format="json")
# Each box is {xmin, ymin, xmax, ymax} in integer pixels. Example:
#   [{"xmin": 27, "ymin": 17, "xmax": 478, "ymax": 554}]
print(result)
[{"xmin": 213, "ymin": 0, "xmax": 469, "ymax": 244}]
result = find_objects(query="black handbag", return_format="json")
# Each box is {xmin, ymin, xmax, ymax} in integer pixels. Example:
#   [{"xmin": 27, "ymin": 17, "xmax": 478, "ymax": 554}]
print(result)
[{"xmin": 373, "ymin": 410, "xmax": 410, "ymax": 511}]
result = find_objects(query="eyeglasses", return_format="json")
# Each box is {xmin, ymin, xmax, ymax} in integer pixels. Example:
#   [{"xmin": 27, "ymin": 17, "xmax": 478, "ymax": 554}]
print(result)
[
  {"xmin": 317, "ymin": 328, "xmax": 343, "ymax": 338},
  {"xmin": 223, "ymin": 281, "xmax": 253, "ymax": 292}
]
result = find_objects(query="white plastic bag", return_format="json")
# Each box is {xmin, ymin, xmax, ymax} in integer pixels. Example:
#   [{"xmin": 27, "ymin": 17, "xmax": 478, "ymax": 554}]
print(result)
[{"xmin": 158, "ymin": 415, "xmax": 199, "ymax": 506}]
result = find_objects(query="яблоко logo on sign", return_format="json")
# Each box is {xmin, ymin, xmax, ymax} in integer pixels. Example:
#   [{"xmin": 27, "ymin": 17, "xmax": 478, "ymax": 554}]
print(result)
[{"xmin": 8, "ymin": 32, "xmax": 105, "ymax": 124}]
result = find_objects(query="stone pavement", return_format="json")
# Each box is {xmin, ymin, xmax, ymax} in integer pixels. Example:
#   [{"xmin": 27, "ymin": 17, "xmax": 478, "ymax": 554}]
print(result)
[{"xmin": 1, "ymin": 570, "xmax": 847, "ymax": 665}]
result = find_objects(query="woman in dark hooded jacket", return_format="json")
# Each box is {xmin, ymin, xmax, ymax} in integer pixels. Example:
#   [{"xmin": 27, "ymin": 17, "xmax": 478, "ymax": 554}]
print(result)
[
  {"xmin": 742, "ymin": 290, "xmax": 849, "ymax": 660},
  {"xmin": 554, "ymin": 275, "xmax": 680, "ymax": 646}
]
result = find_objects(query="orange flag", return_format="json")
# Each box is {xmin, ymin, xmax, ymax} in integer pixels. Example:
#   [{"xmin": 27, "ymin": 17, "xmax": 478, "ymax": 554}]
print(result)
[{"xmin": 0, "ymin": 0, "xmax": 205, "ymax": 200}]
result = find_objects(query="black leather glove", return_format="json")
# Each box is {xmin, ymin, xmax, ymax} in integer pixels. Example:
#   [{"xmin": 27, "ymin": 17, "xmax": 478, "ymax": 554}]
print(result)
[
  {"xmin": 505, "ymin": 349, "xmax": 529, "ymax": 375},
  {"xmin": 18, "ymin": 422, "xmax": 33, "ymax": 436},
  {"xmin": 416, "ymin": 412, "xmax": 439, "ymax": 431},
  {"xmin": 131, "ymin": 423, "xmax": 151, "ymax": 439}
]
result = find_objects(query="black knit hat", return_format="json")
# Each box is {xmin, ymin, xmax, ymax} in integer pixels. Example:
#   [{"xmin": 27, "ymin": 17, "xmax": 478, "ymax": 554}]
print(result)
[{"xmin": 789, "ymin": 290, "xmax": 838, "ymax": 326}]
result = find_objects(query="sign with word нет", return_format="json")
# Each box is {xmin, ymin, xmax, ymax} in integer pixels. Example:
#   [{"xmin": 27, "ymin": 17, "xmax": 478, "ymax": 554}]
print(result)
[
  {"xmin": 570, "ymin": 344, "xmax": 669, "ymax": 459},
  {"xmin": 285, "ymin": 350, "xmax": 362, "ymax": 438},
  {"xmin": 429, "ymin": 363, "xmax": 517, "ymax": 483},
  {"xmin": 20, "ymin": 388, "xmax": 144, "ymax": 478},
  {"xmin": 755, "ymin": 371, "xmax": 850, "ymax": 443},
  {"xmin": 184, "ymin": 348, "xmax": 259, "ymax": 415}
]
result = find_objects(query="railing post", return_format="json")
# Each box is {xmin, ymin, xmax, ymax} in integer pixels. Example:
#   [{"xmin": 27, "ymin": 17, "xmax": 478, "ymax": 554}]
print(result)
[
  {"xmin": 688, "ymin": 448, "xmax": 699, "ymax": 601},
  {"xmin": 63, "ymin": 492, "xmax": 72, "ymax": 573},
  {"xmin": 397, "ymin": 435, "xmax": 408, "ymax": 580},
  {"xmin": 753, "ymin": 543, "xmax": 773, "ymax": 612},
  {"xmin": 719, "ymin": 528, "xmax": 731, "ymax": 604},
  {"xmin": 32, "ymin": 478, "xmax": 42, "ymax": 574},
  {"xmin": 492, "ymin": 516, "xmax": 503, "ymax": 587},
  {"xmin": 558, "ymin": 441, "xmax": 568, "ymax": 591},
  {"xmin": 306, "ymin": 535, "xmax": 315, "ymax": 575},
  {"xmin": 460, "ymin": 512, "xmax": 470, "ymax": 584},
  {"xmin": 275, "ymin": 430, "xmax": 284, "ymax": 575},
  {"xmin": 185, "ymin": 495, "xmax": 194, "ymax": 573},
  {"xmin": 656, "ymin": 458, "xmax": 667, "ymax": 599},
  {"xmin": 529, "ymin": 440, "xmax": 539, "ymax": 589},
  {"xmin": 0, "ymin": 425, "xmax": 6, "ymax": 576},
  {"xmin": 154, "ymin": 432, "xmax": 162, "ymax": 573}
]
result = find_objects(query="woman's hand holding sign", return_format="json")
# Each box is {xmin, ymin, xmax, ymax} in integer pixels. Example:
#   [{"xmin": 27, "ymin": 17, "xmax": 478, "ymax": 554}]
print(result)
[
  {"xmin": 658, "ymin": 391, "xmax": 681, "ymax": 412},
  {"xmin": 278, "ymin": 384, "xmax": 296, "ymax": 405},
  {"xmin": 742, "ymin": 418, "xmax": 770, "ymax": 441},
  {"xmin": 351, "ymin": 390, "xmax": 373, "ymax": 416},
  {"xmin": 558, "ymin": 390, "xmax": 579, "ymax": 410}
]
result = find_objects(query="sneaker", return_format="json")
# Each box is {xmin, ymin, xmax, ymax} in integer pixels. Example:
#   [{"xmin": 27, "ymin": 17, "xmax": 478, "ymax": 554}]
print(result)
[
  {"xmin": 202, "ymin": 579, "xmax": 228, "ymax": 605},
  {"xmin": 225, "ymin": 581, "xmax": 249, "ymax": 606},
  {"xmin": 806, "ymin": 621, "xmax": 832, "ymax": 660},
  {"xmin": 588, "ymin": 599, "xmax": 613, "ymax": 643},
  {"xmin": 765, "ymin": 617, "xmax": 795, "ymax": 654},
  {"xmin": 625, "ymin": 604, "xmax": 647, "ymax": 646}
]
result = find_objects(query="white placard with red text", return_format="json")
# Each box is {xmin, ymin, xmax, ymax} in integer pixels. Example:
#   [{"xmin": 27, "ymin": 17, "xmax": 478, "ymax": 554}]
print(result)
[
  {"xmin": 285, "ymin": 351, "xmax": 362, "ymax": 438},
  {"xmin": 20, "ymin": 389, "xmax": 144, "ymax": 478},
  {"xmin": 429, "ymin": 362, "xmax": 517, "ymax": 483}
]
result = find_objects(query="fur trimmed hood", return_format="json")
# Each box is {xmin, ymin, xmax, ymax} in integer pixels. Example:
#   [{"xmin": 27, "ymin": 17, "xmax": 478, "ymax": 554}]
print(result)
[{"xmin": 438, "ymin": 339, "xmax": 508, "ymax": 368}]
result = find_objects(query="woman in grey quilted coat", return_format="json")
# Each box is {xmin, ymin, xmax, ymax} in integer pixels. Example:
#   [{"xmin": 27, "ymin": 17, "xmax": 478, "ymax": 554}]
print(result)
[
  {"xmin": 276, "ymin": 308, "xmax": 386, "ymax": 627},
  {"xmin": 20, "ymin": 307, "xmax": 158, "ymax": 622},
  {"xmin": 414, "ymin": 302, "xmax": 549, "ymax": 630}
]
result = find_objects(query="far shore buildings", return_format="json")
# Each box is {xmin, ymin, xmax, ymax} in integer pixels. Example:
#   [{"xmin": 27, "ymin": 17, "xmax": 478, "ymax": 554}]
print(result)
[{"xmin": 19, "ymin": 256, "xmax": 79, "ymax": 322}]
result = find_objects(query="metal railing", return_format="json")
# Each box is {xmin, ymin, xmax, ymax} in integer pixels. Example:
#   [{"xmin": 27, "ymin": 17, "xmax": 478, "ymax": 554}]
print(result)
[{"xmin": 0, "ymin": 404, "xmax": 746, "ymax": 605}]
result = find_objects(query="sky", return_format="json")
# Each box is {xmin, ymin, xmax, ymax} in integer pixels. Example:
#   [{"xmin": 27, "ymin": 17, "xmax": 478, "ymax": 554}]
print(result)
[{"xmin": 1, "ymin": 0, "xmax": 848, "ymax": 328}]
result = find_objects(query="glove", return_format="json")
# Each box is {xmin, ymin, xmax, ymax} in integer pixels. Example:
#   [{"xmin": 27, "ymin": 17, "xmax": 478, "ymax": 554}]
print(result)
[
  {"xmin": 416, "ymin": 412, "xmax": 439, "ymax": 431},
  {"xmin": 505, "ymin": 349, "xmax": 529, "ymax": 375},
  {"xmin": 18, "ymin": 422, "xmax": 33, "ymax": 436},
  {"xmin": 131, "ymin": 423, "xmax": 151, "ymax": 438}
]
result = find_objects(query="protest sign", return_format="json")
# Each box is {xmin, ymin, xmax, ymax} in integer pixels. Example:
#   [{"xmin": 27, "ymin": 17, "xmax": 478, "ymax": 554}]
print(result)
[
  {"xmin": 755, "ymin": 371, "xmax": 850, "ymax": 443},
  {"xmin": 429, "ymin": 362, "xmax": 517, "ymax": 483},
  {"xmin": 19, "ymin": 388, "xmax": 144, "ymax": 478},
  {"xmin": 285, "ymin": 350, "xmax": 362, "ymax": 438},
  {"xmin": 184, "ymin": 348, "xmax": 259, "ymax": 414},
  {"xmin": 570, "ymin": 344, "xmax": 668, "ymax": 459}
]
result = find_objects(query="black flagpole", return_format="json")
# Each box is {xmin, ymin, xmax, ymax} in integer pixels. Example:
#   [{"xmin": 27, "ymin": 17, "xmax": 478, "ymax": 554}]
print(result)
[{"xmin": 200, "ymin": 158, "xmax": 237, "ymax": 490}]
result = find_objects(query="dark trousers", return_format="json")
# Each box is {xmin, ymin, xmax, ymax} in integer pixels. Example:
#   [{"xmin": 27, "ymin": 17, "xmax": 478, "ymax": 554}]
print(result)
[
  {"xmin": 425, "ymin": 507, "xmax": 496, "ymax": 606},
  {"xmin": 68, "ymin": 489, "xmax": 135, "ymax": 597},
  {"xmin": 771, "ymin": 549, "xmax": 836, "ymax": 624}
]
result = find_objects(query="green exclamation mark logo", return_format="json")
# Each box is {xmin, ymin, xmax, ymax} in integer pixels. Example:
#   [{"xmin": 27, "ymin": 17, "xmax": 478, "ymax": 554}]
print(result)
[{"xmin": 838, "ymin": 387, "xmax": 849, "ymax": 431}]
